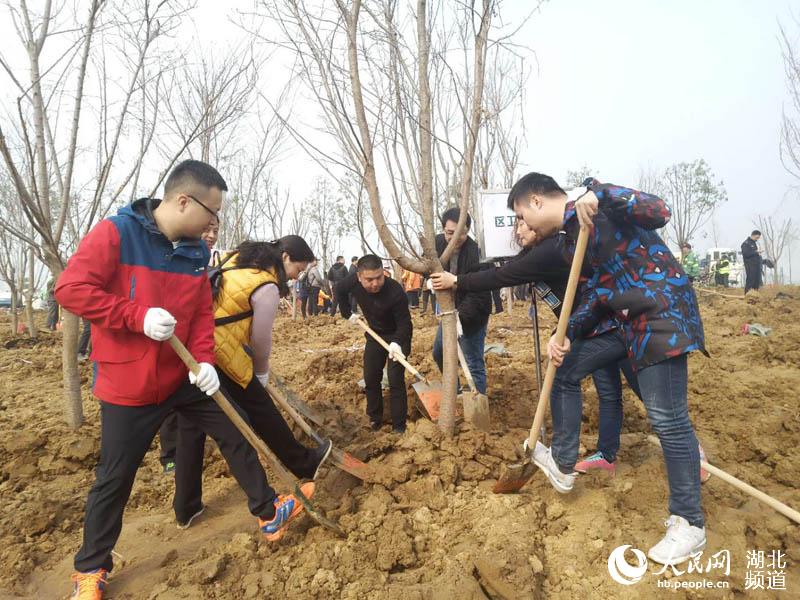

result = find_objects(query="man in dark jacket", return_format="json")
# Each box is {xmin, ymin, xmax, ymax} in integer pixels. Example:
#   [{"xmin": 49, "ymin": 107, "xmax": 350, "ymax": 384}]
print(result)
[
  {"xmin": 348, "ymin": 256, "xmax": 359, "ymax": 313},
  {"xmin": 327, "ymin": 255, "xmax": 349, "ymax": 315},
  {"xmin": 336, "ymin": 255, "xmax": 412, "ymax": 433},
  {"xmin": 741, "ymin": 230, "xmax": 762, "ymax": 294},
  {"xmin": 432, "ymin": 207, "xmax": 492, "ymax": 394}
]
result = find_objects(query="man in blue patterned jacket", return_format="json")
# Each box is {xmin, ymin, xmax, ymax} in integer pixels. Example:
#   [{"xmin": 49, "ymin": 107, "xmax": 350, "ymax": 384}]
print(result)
[{"xmin": 508, "ymin": 172, "xmax": 707, "ymax": 567}]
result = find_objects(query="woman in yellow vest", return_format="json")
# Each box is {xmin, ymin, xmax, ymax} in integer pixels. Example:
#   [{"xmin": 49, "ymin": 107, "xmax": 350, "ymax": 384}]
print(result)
[{"xmin": 173, "ymin": 236, "xmax": 332, "ymax": 536}]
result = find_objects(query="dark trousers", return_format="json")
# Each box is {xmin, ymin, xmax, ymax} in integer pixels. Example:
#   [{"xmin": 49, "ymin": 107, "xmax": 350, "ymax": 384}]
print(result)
[
  {"xmin": 77, "ymin": 320, "xmax": 92, "ymax": 355},
  {"xmin": 74, "ymin": 381, "xmax": 275, "ymax": 573},
  {"xmin": 173, "ymin": 370, "xmax": 319, "ymax": 521},
  {"xmin": 744, "ymin": 261, "xmax": 761, "ymax": 293},
  {"xmin": 492, "ymin": 289, "xmax": 504, "ymax": 313},
  {"xmin": 420, "ymin": 289, "xmax": 431, "ymax": 313},
  {"xmin": 299, "ymin": 293, "xmax": 309, "ymax": 318},
  {"xmin": 591, "ymin": 358, "xmax": 640, "ymax": 462},
  {"xmin": 406, "ymin": 290, "xmax": 419, "ymax": 307},
  {"xmin": 159, "ymin": 412, "xmax": 178, "ymax": 466},
  {"xmin": 330, "ymin": 291, "xmax": 341, "ymax": 315},
  {"xmin": 363, "ymin": 336, "xmax": 410, "ymax": 429},
  {"xmin": 46, "ymin": 301, "xmax": 59, "ymax": 330},
  {"xmin": 308, "ymin": 286, "xmax": 320, "ymax": 315}
]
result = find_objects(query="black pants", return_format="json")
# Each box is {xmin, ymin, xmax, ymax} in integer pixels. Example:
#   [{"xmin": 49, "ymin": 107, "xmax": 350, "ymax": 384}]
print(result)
[
  {"xmin": 159, "ymin": 412, "xmax": 178, "ymax": 466},
  {"xmin": 744, "ymin": 262, "xmax": 761, "ymax": 293},
  {"xmin": 492, "ymin": 289, "xmax": 504, "ymax": 313},
  {"xmin": 77, "ymin": 319, "xmax": 91, "ymax": 355},
  {"xmin": 300, "ymin": 294, "xmax": 309, "ymax": 318},
  {"xmin": 308, "ymin": 286, "xmax": 320, "ymax": 315},
  {"xmin": 73, "ymin": 381, "xmax": 276, "ymax": 573},
  {"xmin": 173, "ymin": 369, "xmax": 319, "ymax": 521},
  {"xmin": 330, "ymin": 291, "xmax": 341, "ymax": 316},
  {"xmin": 406, "ymin": 290, "xmax": 419, "ymax": 307},
  {"xmin": 420, "ymin": 289, "xmax": 431, "ymax": 313},
  {"xmin": 46, "ymin": 301, "xmax": 59, "ymax": 330},
  {"xmin": 363, "ymin": 336, "xmax": 410, "ymax": 429}
]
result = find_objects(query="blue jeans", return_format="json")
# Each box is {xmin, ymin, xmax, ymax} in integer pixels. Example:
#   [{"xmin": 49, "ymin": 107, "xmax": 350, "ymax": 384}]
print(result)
[
  {"xmin": 550, "ymin": 333, "xmax": 703, "ymax": 527},
  {"xmin": 432, "ymin": 323, "xmax": 487, "ymax": 394},
  {"xmin": 592, "ymin": 357, "xmax": 640, "ymax": 462}
]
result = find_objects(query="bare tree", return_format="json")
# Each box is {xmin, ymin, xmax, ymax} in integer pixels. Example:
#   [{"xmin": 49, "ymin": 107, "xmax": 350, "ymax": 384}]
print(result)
[
  {"xmin": 306, "ymin": 177, "xmax": 348, "ymax": 271},
  {"xmin": 564, "ymin": 165, "xmax": 596, "ymax": 189},
  {"xmin": 0, "ymin": 0, "xmax": 192, "ymax": 428},
  {"xmin": 660, "ymin": 159, "xmax": 727, "ymax": 249},
  {"xmin": 253, "ymin": 0, "xmax": 497, "ymax": 435},
  {"xmin": 755, "ymin": 215, "xmax": 793, "ymax": 285},
  {"xmin": 780, "ymin": 16, "xmax": 800, "ymax": 181}
]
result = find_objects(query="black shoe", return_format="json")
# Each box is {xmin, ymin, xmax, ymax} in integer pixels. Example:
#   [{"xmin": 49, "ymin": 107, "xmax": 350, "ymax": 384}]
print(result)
[
  {"xmin": 176, "ymin": 504, "xmax": 205, "ymax": 530},
  {"xmin": 370, "ymin": 421, "xmax": 381, "ymax": 431},
  {"xmin": 392, "ymin": 425, "xmax": 406, "ymax": 434},
  {"xmin": 311, "ymin": 439, "xmax": 333, "ymax": 480}
]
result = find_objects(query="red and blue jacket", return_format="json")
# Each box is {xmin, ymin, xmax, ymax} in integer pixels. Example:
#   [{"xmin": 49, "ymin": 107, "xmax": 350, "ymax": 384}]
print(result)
[
  {"xmin": 564, "ymin": 180, "xmax": 707, "ymax": 370},
  {"xmin": 55, "ymin": 198, "xmax": 215, "ymax": 406}
]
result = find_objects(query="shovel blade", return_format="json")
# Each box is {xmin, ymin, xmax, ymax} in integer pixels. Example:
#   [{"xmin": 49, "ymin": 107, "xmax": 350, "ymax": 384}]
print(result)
[
  {"xmin": 463, "ymin": 392, "xmax": 490, "ymax": 432},
  {"xmin": 332, "ymin": 447, "xmax": 383, "ymax": 482},
  {"xmin": 492, "ymin": 459, "xmax": 537, "ymax": 494},
  {"xmin": 412, "ymin": 381, "xmax": 442, "ymax": 421}
]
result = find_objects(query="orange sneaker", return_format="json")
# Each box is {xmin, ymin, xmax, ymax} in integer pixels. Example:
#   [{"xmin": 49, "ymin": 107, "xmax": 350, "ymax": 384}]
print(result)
[
  {"xmin": 70, "ymin": 569, "xmax": 108, "ymax": 600},
  {"xmin": 258, "ymin": 482, "xmax": 315, "ymax": 542}
]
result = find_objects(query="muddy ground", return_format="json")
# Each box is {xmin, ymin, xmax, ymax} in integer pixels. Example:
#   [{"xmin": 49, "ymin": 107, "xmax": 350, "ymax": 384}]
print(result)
[{"xmin": 0, "ymin": 287, "xmax": 798, "ymax": 599}]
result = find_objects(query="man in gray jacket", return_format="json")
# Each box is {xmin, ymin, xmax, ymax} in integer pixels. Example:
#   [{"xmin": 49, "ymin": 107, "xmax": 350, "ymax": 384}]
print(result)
[{"xmin": 306, "ymin": 260, "xmax": 324, "ymax": 316}]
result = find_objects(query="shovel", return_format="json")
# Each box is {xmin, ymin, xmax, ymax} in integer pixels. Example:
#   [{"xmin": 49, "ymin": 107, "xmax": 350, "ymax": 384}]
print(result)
[
  {"xmin": 646, "ymin": 435, "xmax": 800, "ymax": 525},
  {"xmin": 493, "ymin": 226, "xmax": 590, "ymax": 494},
  {"xmin": 530, "ymin": 293, "xmax": 547, "ymax": 442},
  {"xmin": 353, "ymin": 317, "xmax": 441, "ymax": 420},
  {"xmin": 266, "ymin": 374, "xmax": 382, "ymax": 483},
  {"xmin": 457, "ymin": 342, "xmax": 490, "ymax": 431},
  {"xmin": 167, "ymin": 336, "xmax": 344, "ymax": 537}
]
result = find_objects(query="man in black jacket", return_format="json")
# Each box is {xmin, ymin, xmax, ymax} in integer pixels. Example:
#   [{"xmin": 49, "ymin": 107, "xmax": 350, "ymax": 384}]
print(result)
[
  {"xmin": 348, "ymin": 256, "xmax": 359, "ymax": 313},
  {"xmin": 336, "ymin": 254, "xmax": 412, "ymax": 433},
  {"xmin": 327, "ymin": 255, "xmax": 349, "ymax": 315},
  {"xmin": 432, "ymin": 208, "xmax": 492, "ymax": 394},
  {"xmin": 741, "ymin": 230, "xmax": 762, "ymax": 294}
]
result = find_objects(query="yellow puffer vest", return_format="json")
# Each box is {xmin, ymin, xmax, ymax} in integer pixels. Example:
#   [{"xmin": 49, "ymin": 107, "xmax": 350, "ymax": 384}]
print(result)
[{"xmin": 213, "ymin": 253, "xmax": 278, "ymax": 388}]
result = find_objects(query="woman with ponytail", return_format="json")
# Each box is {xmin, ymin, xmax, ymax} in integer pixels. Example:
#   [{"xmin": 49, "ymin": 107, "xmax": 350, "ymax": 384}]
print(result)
[{"xmin": 173, "ymin": 236, "xmax": 332, "ymax": 541}]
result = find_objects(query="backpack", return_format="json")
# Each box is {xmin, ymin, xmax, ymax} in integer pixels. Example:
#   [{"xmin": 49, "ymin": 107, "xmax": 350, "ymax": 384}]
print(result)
[{"xmin": 208, "ymin": 251, "xmax": 239, "ymax": 301}]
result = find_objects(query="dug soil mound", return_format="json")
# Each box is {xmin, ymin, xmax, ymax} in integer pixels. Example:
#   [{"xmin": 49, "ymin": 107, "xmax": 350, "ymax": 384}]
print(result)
[{"xmin": 1, "ymin": 287, "xmax": 798, "ymax": 598}]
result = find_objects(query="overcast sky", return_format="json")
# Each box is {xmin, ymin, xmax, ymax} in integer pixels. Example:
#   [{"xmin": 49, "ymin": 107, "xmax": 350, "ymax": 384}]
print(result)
[
  {"xmin": 2, "ymin": 0, "xmax": 799, "ymax": 289},
  {"xmin": 192, "ymin": 0, "xmax": 800, "ymax": 279}
]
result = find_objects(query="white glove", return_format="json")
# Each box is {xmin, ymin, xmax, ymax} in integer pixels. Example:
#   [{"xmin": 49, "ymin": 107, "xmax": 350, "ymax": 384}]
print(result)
[
  {"xmin": 189, "ymin": 363, "xmax": 220, "ymax": 396},
  {"xmin": 456, "ymin": 318, "xmax": 463, "ymax": 338},
  {"xmin": 143, "ymin": 307, "xmax": 176, "ymax": 341},
  {"xmin": 348, "ymin": 313, "xmax": 361, "ymax": 324},
  {"xmin": 387, "ymin": 342, "xmax": 405, "ymax": 362},
  {"xmin": 426, "ymin": 278, "xmax": 435, "ymax": 294},
  {"xmin": 256, "ymin": 371, "xmax": 269, "ymax": 387}
]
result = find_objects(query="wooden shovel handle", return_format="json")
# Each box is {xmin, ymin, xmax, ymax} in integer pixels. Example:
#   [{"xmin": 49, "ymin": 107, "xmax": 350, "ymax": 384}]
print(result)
[
  {"xmin": 167, "ymin": 336, "xmax": 296, "ymax": 487},
  {"xmin": 526, "ymin": 226, "xmax": 590, "ymax": 448},
  {"xmin": 456, "ymin": 341, "xmax": 478, "ymax": 394},
  {"xmin": 354, "ymin": 317, "xmax": 426, "ymax": 383},
  {"xmin": 646, "ymin": 436, "xmax": 800, "ymax": 525}
]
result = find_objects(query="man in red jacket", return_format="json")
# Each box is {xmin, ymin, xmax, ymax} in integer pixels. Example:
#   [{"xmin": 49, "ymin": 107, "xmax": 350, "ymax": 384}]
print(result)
[{"xmin": 57, "ymin": 160, "xmax": 311, "ymax": 600}]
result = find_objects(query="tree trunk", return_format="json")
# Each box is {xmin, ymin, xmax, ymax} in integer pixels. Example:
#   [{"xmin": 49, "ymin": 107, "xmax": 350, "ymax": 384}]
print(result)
[
  {"xmin": 25, "ymin": 246, "xmax": 38, "ymax": 339},
  {"xmin": 9, "ymin": 284, "xmax": 19, "ymax": 335},
  {"xmin": 61, "ymin": 309, "xmax": 84, "ymax": 429},
  {"xmin": 436, "ymin": 290, "xmax": 459, "ymax": 436}
]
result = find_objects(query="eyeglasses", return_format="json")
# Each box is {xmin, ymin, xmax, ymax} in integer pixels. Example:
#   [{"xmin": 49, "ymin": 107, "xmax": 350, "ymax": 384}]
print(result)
[{"xmin": 186, "ymin": 194, "xmax": 219, "ymax": 224}]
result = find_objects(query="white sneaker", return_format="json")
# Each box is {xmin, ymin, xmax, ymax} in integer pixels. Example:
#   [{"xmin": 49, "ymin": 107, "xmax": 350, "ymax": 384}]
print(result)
[
  {"xmin": 532, "ymin": 444, "xmax": 576, "ymax": 494},
  {"xmin": 647, "ymin": 515, "xmax": 706, "ymax": 565}
]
